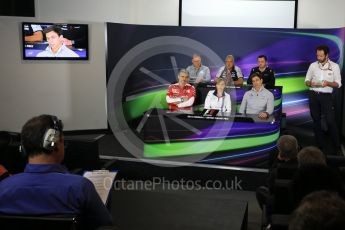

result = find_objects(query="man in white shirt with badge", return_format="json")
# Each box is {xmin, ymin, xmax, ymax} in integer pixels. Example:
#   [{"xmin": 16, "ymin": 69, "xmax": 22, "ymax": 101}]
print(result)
[{"xmin": 305, "ymin": 44, "xmax": 342, "ymax": 155}]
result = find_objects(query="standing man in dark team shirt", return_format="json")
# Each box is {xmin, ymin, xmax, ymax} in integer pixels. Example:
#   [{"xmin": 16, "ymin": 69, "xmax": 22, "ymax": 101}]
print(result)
[{"xmin": 247, "ymin": 55, "xmax": 275, "ymax": 88}]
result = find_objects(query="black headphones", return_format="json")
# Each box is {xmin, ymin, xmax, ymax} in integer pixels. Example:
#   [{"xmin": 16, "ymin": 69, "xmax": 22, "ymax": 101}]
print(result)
[
  {"xmin": 41, "ymin": 115, "xmax": 61, "ymax": 152},
  {"xmin": 20, "ymin": 115, "xmax": 62, "ymax": 155}
]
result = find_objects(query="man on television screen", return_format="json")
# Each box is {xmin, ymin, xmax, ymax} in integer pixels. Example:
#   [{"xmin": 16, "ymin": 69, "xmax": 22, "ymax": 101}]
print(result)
[{"xmin": 36, "ymin": 25, "xmax": 79, "ymax": 58}]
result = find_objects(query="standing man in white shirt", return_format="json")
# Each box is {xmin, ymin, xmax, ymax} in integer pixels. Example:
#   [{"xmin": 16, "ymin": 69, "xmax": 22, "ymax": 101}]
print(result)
[
  {"xmin": 186, "ymin": 54, "xmax": 211, "ymax": 84},
  {"xmin": 305, "ymin": 44, "xmax": 342, "ymax": 154}
]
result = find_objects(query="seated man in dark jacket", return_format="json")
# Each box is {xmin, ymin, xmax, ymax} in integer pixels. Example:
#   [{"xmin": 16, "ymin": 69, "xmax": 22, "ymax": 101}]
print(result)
[
  {"xmin": 292, "ymin": 146, "xmax": 345, "ymax": 208},
  {"xmin": 290, "ymin": 191, "xmax": 345, "ymax": 230},
  {"xmin": 0, "ymin": 115, "xmax": 113, "ymax": 229},
  {"xmin": 256, "ymin": 135, "xmax": 299, "ymax": 210}
]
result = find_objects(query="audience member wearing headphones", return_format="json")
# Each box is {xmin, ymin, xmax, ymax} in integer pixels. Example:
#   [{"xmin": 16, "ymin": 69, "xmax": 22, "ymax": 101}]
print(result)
[
  {"xmin": 204, "ymin": 77, "xmax": 231, "ymax": 113},
  {"xmin": 0, "ymin": 115, "xmax": 113, "ymax": 229}
]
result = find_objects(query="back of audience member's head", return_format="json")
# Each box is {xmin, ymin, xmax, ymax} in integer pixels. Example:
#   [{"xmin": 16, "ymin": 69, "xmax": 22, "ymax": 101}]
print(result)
[
  {"xmin": 277, "ymin": 135, "xmax": 298, "ymax": 161},
  {"xmin": 289, "ymin": 190, "xmax": 345, "ymax": 230},
  {"xmin": 21, "ymin": 114, "xmax": 64, "ymax": 158},
  {"xmin": 297, "ymin": 146, "xmax": 326, "ymax": 167}
]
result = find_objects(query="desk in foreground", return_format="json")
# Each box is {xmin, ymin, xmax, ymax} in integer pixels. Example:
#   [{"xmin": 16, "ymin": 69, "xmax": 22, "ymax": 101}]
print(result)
[
  {"xmin": 139, "ymin": 109, "xmax": 280, "ymax": 166},
  {"xmin": 112, "ymin": 187, "xmax": 248, "ymax": 230}
]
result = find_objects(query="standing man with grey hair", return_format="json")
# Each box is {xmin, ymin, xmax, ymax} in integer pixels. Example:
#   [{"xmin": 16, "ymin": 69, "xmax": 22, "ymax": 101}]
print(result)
[
  {"xmin": 186, "ymin": 54, "xmax": 211, "ymax": 84},
  {"xmin": 166, "ymin": 69, "xmax": 196, "ymax": 111}
]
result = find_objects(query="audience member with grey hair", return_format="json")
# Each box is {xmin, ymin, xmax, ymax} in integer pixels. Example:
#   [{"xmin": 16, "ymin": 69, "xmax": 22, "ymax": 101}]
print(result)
[
  {"xmin": 256, "ymin": 135, "xmax": 299, "ymax": 218},
  {"xmin": 264, "ymin": 135, "xmax": 299, "ymax": 192},
  {"xmin": 277, "ymin": 135, "xmax": 299, "ymax": 161}
]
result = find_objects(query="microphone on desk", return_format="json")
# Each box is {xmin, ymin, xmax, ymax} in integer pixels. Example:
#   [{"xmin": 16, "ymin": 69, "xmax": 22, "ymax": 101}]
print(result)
[{"xmin": 271, "ymin": 118, "xmax": 275, "ymax": 124}]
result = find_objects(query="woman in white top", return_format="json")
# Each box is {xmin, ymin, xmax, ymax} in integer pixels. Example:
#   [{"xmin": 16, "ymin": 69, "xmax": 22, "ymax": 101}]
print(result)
[{"xmin": 204, "ymin": 78, "xmax": 231, "ymax": 112}]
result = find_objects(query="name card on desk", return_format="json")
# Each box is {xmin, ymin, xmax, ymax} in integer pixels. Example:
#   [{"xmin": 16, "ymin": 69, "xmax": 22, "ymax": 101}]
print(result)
[
  {"xmin": 187, "ymin": 115, "xmax": 231, "ymax": 120},
  {"xmin": 83, "ymin": 170, "xmax": 117, "ymax": 204}
]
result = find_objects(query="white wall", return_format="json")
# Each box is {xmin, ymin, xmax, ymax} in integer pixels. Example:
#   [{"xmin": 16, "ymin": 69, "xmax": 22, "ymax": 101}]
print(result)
[
  {"xmin": 36, "ymin": 0, "xmax": 179, "ymax": 25},
  {"xmin": 0, "ymin": 0, "xmax": 179, "ymax": 132},
  {"xmin": 297, "ymin": 0, "xmax": 345, "ymax": 28}
]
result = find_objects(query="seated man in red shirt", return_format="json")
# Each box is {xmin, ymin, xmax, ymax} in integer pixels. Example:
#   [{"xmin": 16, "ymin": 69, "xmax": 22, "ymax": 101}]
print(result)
[{"xmin": 166, "ymin": 69, "xmax": 196, "ymax": 111}]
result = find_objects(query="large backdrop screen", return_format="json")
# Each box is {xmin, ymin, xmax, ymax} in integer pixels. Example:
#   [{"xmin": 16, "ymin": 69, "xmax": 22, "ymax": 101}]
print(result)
[
  {"xmin": 106, "ymin": 23, "xmax": 344, "ymax": 167},
  {"xmin": 182, "ymin": 0, "xmax": 296, "ymax": 28}
]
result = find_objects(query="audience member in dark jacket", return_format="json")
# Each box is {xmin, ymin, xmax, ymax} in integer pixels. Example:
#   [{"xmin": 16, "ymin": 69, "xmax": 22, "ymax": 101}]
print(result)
[
  {"xmin": 256, "ymin": 135, "xmax": 299, "ymax": 210},
  {"xmin": 289, "ymin": 191, "xmax": 345, "ymax": 230},
  {"xmin": 292, "ymin": 146, "xmax": 345, "ymax": 208}
]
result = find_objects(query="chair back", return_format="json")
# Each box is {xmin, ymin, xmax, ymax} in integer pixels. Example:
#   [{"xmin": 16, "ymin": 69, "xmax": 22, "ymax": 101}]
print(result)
[
  {"xmin": 0, "ymin": 214, "xmax": 78, "ymax": 230},
  {"xmin": 273, "ymin": 179, "xmax": 294, "ymax": 214}
]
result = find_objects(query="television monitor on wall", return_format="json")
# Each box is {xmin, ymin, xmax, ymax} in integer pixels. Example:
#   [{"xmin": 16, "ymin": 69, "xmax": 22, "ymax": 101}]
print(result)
[{"xmin": 22, "ymin": 22, "xmax": 89, "ymax": 60}]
